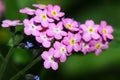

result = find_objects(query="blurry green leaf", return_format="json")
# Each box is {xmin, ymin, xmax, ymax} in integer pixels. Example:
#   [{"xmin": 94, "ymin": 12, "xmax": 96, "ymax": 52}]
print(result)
[
  {"xmin": 0, "ymin": 53, "xmax": 4, "ymax": 64},
  {"xmin": 0, "ymin": 29, "xmax": 10, "ymax": 45},
  {"xmin": 16, "ymin": 26, "xmax": 24, "ymax": 33},
  {"xmin": 16, "ymin": 0, "xmax": 35, "ymax": 8},
  {"xmin": 13, "ymin": 48, "xmax": 32, "ymax": 65},
  {"xmin": 8, "ymin": 38, "xmax": 13, "ymax": 47},
  {"xmin": 60, "ymin": 48, "xmax": 120, "ymax": 78}
]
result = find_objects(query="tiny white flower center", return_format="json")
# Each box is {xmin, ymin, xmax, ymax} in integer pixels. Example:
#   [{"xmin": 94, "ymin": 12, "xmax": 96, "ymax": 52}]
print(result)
[
  {"xmin": 30, "ymin": 25, "xmax": 36, "ymax": 30},
  {"xmin": 41, "ymin": 35, "xmax": 48, "ymax": 40},
  {"xmin": 82, "ymin": 43, "xmax": 89, "ymax": 49},
  {"xmin": 48, "ymin": 56, "xmax": 54, "ymax": 62},
  {"xmin": 54, "ymin": 28, "xmax": 60, "ymax": 33},
  {"xmin": 60, "ymin": 47, "xmax": 66, "ymax": 54}
]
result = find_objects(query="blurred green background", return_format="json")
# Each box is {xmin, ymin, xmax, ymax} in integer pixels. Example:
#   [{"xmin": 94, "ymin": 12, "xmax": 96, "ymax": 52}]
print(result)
[{"xmin": 0, "ymin": 0, "xmax": 120, "ymax": 80}]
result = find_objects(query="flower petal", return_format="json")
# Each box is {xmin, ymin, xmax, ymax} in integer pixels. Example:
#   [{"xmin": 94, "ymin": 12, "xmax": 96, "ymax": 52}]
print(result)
[
  {"xmin": 83, "ymin": 33, "xmax": 91, "ymax": 42},
  {"xmin": 51, "ymin": 62, "xmax": 58, "ymax": 70},
  {"xmin": 44, "ymin": 60, "xmax": 51, "ymax": 69},
  {"xmin": 60, "ymin": 54, "xmax": 66, "ymax": 62},
  {"xmin": 42, "ymin": 41, "xmax": 51, "ymax": 48}
]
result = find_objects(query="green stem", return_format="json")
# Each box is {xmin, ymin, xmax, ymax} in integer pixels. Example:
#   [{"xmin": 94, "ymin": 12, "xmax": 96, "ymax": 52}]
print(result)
[
  {"xmin": 39, "ymin": 67, "xmax": 47, "ymax": 80},
  {"xmin": 0, "ymin": 36, "xmax": 23, "ymax": 80},
  {"xmin": 10, "ymin": 56, "xmax": 42, "ymax": 80},
  {"xmin": 10, "ymin": 27, "xmax": 16, "ymax": 45},
  {"xmin": 0, "ymin": 46, "xmax": 15, "ymax": 79},
  {"xmin": 0, "ymin": 53, "xmax": 4, "ymax": 61}
]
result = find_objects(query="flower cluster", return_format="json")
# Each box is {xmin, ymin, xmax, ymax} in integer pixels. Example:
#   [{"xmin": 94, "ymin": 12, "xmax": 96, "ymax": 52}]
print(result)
[{"xmin": 1, "ymin": 4, "xmax": 114, "ymax": 70}]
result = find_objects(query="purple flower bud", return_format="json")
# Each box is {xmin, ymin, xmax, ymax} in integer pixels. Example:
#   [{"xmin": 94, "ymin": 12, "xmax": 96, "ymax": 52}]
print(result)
[
  {"xmin": 34, "ymin": 75, "xmax": 40, "ymax": 80},
  {"xmin": 25, "ymin": 41, "xmax": 34, "ymax": 49}
]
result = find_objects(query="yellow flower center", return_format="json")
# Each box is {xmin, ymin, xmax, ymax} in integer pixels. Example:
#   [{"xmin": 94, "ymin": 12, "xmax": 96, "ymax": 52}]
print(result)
[
  {"xmin": 51, "ymin": 10, "xmax": 57, "ymax": 16},
  {"xmin": 41, "ymin": 14, "xmax": 47, "ymax": 20},
  {"xmin": 70, "ymin": 38, "xmax": 75, "ymax": 45},
  {"xmin": 66, "ymin": 23, "xmax": 73, "ymax": 29},
  {"xmin": 41, "ymin": 4, "xmax": 46, "ymax": 7},
  {"xmin": 95, "ymin": 43, "xmax": 101, "ymax": 49},
  {"xmin": 88, "ymin": 27, "xmax": 94, "ymax": 33},
  {"xmin": 102, "ymin": 29, "xmax": 107, "ymax": 35},
  {"xmin": 60, "ymin": 47, "xmax": 66, "ymax": 54}
]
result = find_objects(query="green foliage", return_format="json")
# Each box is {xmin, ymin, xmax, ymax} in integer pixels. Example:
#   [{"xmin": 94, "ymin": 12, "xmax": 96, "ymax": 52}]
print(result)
[{"xmin": 12, "ymin": 48, "xmax": 32, "ymax": 65}]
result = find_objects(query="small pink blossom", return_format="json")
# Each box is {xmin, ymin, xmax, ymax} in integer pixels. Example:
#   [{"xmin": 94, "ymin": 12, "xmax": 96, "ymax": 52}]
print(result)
[
  {"xmin": 62, "ymin": 18, "xmax": 79, "ymax": 32},
  {"xmin": 19, "ymin": 7, "xmax": 35, "ymax": 15},
  {"xmin": 41, "ymin": 48, "xmax": 58, "ymax": 70},
  {"xmin": 23, "ymin": 19, "xmax": 41, "ymax": 36},
  {"xmin": 32, "ymin": 4, "xmax": 47, "ymax": 9},
  {"xmin": 35, "ymin": 32, "xmax": 52, "ymax": 48},
  {"xmin": 90, "ymin": 39, "xmax": 108, "ymax": 56},
  {"xmin": 1, "ymin": 20, "xmax": 22, "ymax": 27},
  {"xmin": 80, "ymin": 20, "xmax": 100, "ymax": 42},
  {"xmin": 47, "ymin": 4, "xmax": 64, "ymax": 20},
  {"xmin": 53, "ymin": 41, "xmax": 67, "ymax": 62},
  {"xmin": 47, "ymin": 22, "xmax": 67, "ymax": 40},
  {"xmin": 62, "ymin": 32, "xmax": 81, "ymax": 54},
  {"xmin": 80, "ymin": 41, "xmax": 91, "ymax": 54},
  {"xmin": 34, "ymin": 9, "xmax": 54, "ymax": 27},
  {"xmin": 98, "ymin": 21, "xmax": 114, "ymax": 41}
]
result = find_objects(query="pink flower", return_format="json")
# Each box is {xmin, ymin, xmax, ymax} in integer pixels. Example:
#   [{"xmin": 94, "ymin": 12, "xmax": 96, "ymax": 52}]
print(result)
[
  {"xmin": 62, "ymin": 32, "xmax": 81, "ymax": 54},
  {"xmin": 23, "ymin": 19, "xmax": 41, "ymax": 36},
  {"xmin": 80, "ymin": 41, "xmax": 91, "ymax": 54},
  {"xmin": 90, "ymin": 39, "xmax": 108, "ymax": 56},
  {"xmin": 34, "ymin": 9, "xmax": 54, "ymax": 27},
  {"xmin": 47, "ymin": 4, "xmax": 64, "ymax": 20},
  {"xmin": 41, "ymin": 48, "xmax": 58, "ymax": 70},
  {"xmin": 80, "ymin": 20, "xmax": 100, "ymax": 42},
  {"xmin": 32, "ymin": 4, "xmax": 47, "ymax": 9},
  {"xmin": 62, "ymin": 18, "xmax": 79, "ymax": 32},
  {"xmin": 53, "ymin": 41, "xmax": 67, "ymax": 62},
  {"xmin": 19, "ymin": 7, "xmax": 35, "ymax": 15},
  {"xmin": 1, "ymin": 20, "xmax": 22, "ymax": 27},
  {"xmin": 35, "ymin": 32, "xmax": 52, "ymax": 48},
  {"xmin": 47, "ymin": 22, "xmax": 67, "ymax": 40},
  {"xmin": 98, "ymin": 21, "xmax": 114, "ymax": 41}
]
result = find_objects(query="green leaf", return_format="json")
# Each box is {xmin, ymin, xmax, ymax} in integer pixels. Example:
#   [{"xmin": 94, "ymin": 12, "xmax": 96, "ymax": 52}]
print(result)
[
  {"xmin": 8, "ymin": 38, "xmax": 13, "ymax": 47},
  {"xmin": 59, "ymin": 48, "xmax": 120, "ymax": 78},
  {"xmin": 12, "ymin": 48, "xmax": 32, "ymax": 65}
]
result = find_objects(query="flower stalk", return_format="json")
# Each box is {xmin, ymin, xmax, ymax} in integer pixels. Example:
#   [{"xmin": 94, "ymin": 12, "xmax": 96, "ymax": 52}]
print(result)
[
  {"xmin": 10, "ymin": 56, "xmax": 41, "ymax": 80},
  {"xmin": 0, "ymin": 36, "xmax": 23, "ymax": 80}
]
